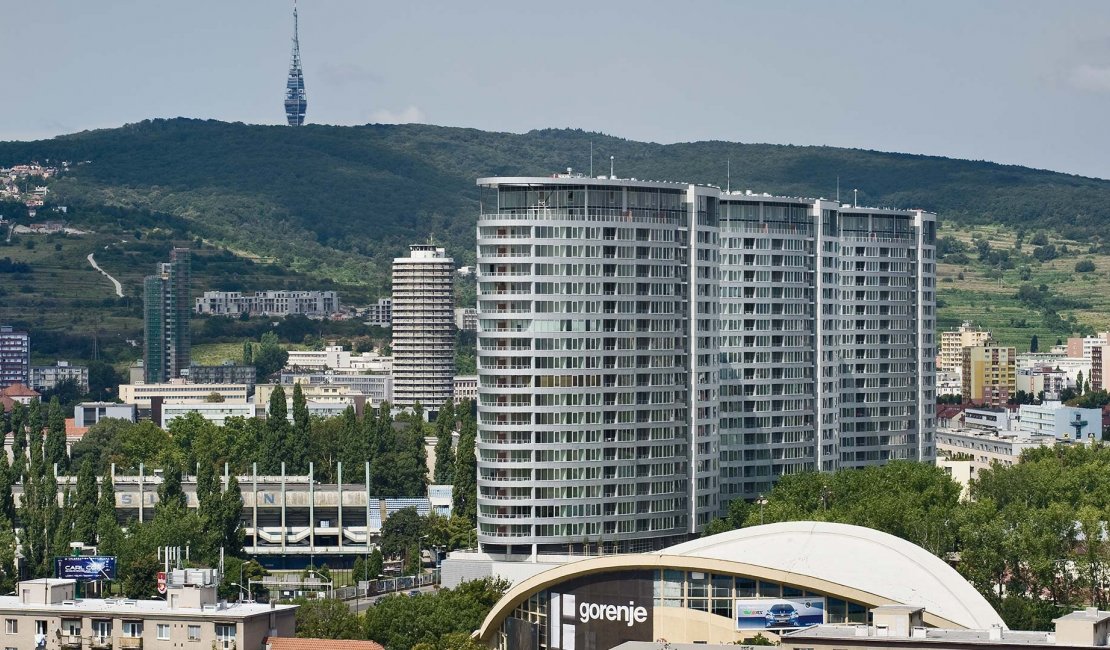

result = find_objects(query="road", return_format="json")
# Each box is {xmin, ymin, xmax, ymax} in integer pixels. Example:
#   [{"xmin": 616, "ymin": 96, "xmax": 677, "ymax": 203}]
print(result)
[
  {"xmin": 87, "ymin": 252, "xmax": 124, "ymax": 297},
  {"xmin": 347, "ymin": 584, "xmax": 438, "ymax": 613}
]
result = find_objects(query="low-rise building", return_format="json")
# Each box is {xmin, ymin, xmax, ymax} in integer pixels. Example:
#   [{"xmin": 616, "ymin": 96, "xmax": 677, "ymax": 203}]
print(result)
[
  {"xmin": 118, "ymin": 381, "xmax": 250, "ymax": 409},
  {"xmin": 1017, "ymin": 365, "xmax": 1068, "ymax": 400},
  {"xmin": 278, "ymin": 372, "xmax": 392, "ymax": 407},
  {"xmin": 453, "ymin": 375, "xmax": 477, "ymax": 402},
  {"xmin": 0, "ymin": 575, "xmax": 296, "ymax": 650},
  {"xmin": 256, "ymin": 383, "xmax": 367, "ymax": 419},
  {"xmin": 161, "ymin": 402, "xmax": 258, "ymax": 428},
  {"xmin": 1018, "ymin": 402, "xmax": 1103, "ymax": 441},
  {"xmin": 454, "ymin": 307, "xmax": 478, "ymax": 332},
  {"xmin": 0, "ymin": 383, "xmax": 39, "ymax": 411},
  {"xmin": 74, "ymin": 402, "xmax": 137, "ymax": 428},
  {"xmin": 935, "ymin": 428, "xmax": 1055, "ymax": 474},
  {"xmin": 367, "ymin": 298, "xmax": 393, "ymax": 328},
  {"xmin": 29, "ymin": 360, "xmax": 89, "ymax": 392},
  {"xmin": 962, "ymin": 406, "xmax": 1013, "ymax": 432}
]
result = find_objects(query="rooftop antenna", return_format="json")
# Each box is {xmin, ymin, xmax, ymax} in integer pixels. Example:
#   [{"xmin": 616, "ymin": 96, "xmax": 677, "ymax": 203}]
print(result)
[
  {"xmin": 853, "ymin": 188, "xmax": 858, "ymax": 207},
  {"xmin": 590, "ymin": 141, "xmax": 594, "ymax": 177},
  {"xmin": 610, "ymin": 155, "xmax": 615, "ymax": 180},
  {"xmin": 727, "ymin": 159, "xmax": 731, "ymax": 194}
]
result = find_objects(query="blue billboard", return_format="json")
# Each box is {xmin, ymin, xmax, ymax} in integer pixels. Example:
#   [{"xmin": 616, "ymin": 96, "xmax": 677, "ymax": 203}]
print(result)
[
  {"xmin": 55, "ymin": 556, "xmax": 117, "ymax": 580},
  {"xmin": 735, "ymin": 597, "xmax": 825, "ymax": 630}
]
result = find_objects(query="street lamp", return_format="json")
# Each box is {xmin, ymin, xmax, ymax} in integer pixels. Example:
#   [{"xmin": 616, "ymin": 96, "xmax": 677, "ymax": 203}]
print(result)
[
  {"xmin": 229, "ymin": 582, "xmax": 248, "ymax": 603},
  {"xmin": 756, "ymin": 494, "xmax": 768, "ymax": 525}
]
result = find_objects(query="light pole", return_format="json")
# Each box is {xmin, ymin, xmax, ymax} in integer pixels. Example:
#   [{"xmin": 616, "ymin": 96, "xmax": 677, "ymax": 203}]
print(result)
[
  {"xmin": 229, "ymin": 582, "xmax": 248, "ymax": 603},
  {"xmin": 757, "ymin": 494, "xmax": 768, "ymax": 525}
]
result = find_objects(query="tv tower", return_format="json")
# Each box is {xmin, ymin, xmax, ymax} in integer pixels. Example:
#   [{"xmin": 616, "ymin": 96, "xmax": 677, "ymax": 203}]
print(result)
[{"xmin": 284, "ymin": 1, "xmax": 307, "ymax": 126}]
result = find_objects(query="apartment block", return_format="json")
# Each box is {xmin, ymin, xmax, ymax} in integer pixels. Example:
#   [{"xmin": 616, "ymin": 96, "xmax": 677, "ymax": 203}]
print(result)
[
  {"xmin": 30, "ymin": 360, "xmax": 88, "ymax": 393},
  {"xmin": 195, "ymin": 290, "xmax": 340, "ymax": 318},
  {"xmin": 367, "ymin": 297, "xmax": 393, "ymax": 327},
  {"xmin": 474, "ymin": 175, "xmax": 936, "ymax": 554},
  {"xmin": 391, "ymin": 245, "xmax": 455, "ymax": 413},
  {"xmin": 0, "ymin": 325, "xmax": 30, "ymax": 389},
  {"xmin": 962, "ymin": 344, "xmax": 1017, "ymax": 407},
  {"xmin": 938, "ymin": 321, "xmax": 991, "ymax": 374},
  {"xmin": 455, "ymin": 307, "xmax": 478, "ymax": 332}
]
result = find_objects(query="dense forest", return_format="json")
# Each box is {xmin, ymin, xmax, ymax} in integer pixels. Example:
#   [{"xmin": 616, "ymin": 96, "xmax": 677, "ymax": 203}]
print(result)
[{"xmin": 3, "ymin": 118, "xmax": 1110, "ymax": 291}]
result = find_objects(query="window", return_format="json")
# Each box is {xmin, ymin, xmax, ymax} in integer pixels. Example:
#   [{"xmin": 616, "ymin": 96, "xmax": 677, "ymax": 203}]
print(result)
[
  {"xmin": 187, "ymin": 625, "xmax": 201, "ymax": 641},
  {"xmin": 3, "ymin": 620, "xmax": 14, "ymax": 634},
  {"xmin": 216, "ymin": 623, "xmax": 237, "ymax": 645},
  {"xmin": 35, "ymin": 621, "xmax": 46, "ymax": 636},
  {"xmin": 122, "ymin": 621, "xmax": 143, "ymax": 637},
  {"xmin": 157, "ymin": 624, "xmax": 170, "ymax": 640},
  {"xmin": 93, "ymin": 620, "xmax": 112, "ymax": 640}
]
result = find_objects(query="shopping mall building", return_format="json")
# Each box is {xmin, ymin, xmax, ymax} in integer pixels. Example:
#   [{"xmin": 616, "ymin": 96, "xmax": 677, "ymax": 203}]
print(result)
[{"xmin": 475, "ymin": 522, "xmax": 1004, "ymax": 650}]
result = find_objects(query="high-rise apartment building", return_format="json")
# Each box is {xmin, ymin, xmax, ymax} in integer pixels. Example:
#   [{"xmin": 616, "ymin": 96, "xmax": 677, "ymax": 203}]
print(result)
[
  {"xmin": 939, "ymin": 321, "xmax": 991, "ymax": 374},
  {"xmin": 0, "ymin": 325, "xmax": 30, "ymax": 388},
  {"xmin": 144, "ymin": 248, "xmax": 191, "ymax": 383},
  {"xmin": 475, "ymin": 175, "xmax": 937, "ymax": 555},
  {"xmin": 391, "ymin": 245, "xmax": 455, "ymax": 413},
  {"xmin": 962, "ymin": 344, "xmax": 1016, "ymax": 407}
]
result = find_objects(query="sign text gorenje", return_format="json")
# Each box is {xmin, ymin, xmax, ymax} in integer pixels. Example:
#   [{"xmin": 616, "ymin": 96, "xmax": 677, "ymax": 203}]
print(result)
[{"xmin": 578, "ymin": 600, "xmax": 649, "ymax": 627}]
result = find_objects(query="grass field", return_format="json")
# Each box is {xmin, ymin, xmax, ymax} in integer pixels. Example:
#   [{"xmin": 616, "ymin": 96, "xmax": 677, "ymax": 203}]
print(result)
[
  {"xmin": 936, "ymin": 222, "xmax": 1110, "ymax": 350},
  {"xmin": 191, "ymin": 341, "xmax": 308, "ymax": 366}
]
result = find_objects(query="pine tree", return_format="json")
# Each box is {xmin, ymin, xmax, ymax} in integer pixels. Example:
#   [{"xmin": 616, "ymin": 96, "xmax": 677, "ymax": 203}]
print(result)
[
  {"xmin": 95, "ymin": 469, "xmax": 122, "ymax": 555},
  {"xmin": 72, "ymin": 459, "xmax": 99, "ymax": 545},
  {"xmin": 433, "ymin": 399, "xmax": 456, "ymax": 484},
  {"xmin": 243, "ymin": 340, "xmax": 254, "ymax": 366},
  {"xmin": 290, "ymin": 383, "xmax": 310, "ymax": 474},
  {"xmin": 452, "ymin": 399, "xmax": 477, "ymax": 524},
  {"xmin": 45, "ymin": 397, "xmax": 68, "ymax": 474}
]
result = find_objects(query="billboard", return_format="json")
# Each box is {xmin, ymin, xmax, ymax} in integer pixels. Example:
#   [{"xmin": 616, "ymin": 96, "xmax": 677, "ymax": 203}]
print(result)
[
  {"xmin": 546, "ymin": 571, "xmax": 654, "ymax": 650},
  {"xmin": 735, "ymin": 597, "xmax": 825, "ymax": 630},
  {"xmin": 54, "ymin": 556, "xmax": 117, "ymax": 580}
]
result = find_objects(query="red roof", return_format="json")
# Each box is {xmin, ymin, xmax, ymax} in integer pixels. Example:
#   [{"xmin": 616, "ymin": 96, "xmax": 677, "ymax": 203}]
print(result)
[
  {"xmin": 267, "ymin": 639, "xmax": 385, "ymax": 650},
  {"xmin": 0, "ymin": 383, "xmax": 39, "ymax": 398}
]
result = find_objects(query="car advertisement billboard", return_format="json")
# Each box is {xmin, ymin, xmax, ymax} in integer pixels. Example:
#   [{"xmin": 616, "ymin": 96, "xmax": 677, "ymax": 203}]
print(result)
[
  {"xmin": 735, "ymin": 597, "xmax": 825, "ymax": 630},
  {"xmin": 547, "ymin": 570, "xmax": 654, "ymax": 650},
  {"xmin": 54, "ymin": 556, "xmax": 117, "ymax": 580}
]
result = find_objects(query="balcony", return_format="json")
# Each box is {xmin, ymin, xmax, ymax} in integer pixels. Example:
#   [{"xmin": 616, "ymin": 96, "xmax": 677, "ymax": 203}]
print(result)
[
  {"xmin": 60, "ymin": 635, "xmax": 83, "ymax": 650},
  {"xmin": 91, "ymin": 638, "xmax": 112, "ymax": 650},
  {"xmin": 119, "ymin": 638, "xmax": 143, "ymax": 650}
]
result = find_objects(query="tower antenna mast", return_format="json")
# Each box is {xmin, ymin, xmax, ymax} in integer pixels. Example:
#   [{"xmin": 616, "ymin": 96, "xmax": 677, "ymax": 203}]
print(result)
[{"xmin": 284, "ymin": 0, "xmax": 307, "ymax": 126}]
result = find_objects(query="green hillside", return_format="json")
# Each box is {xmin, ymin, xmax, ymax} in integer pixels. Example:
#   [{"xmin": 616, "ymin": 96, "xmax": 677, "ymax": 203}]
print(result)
[{"xmin": 3, "ymin": 118, "xmax": 1110, "ymax": 353}]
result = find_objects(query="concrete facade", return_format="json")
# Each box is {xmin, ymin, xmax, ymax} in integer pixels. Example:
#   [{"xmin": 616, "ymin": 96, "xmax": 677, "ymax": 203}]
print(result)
[
  {"xmin": 392, "ymin": 245, "xmax": 455, "ymax": 412},
  {"xmin": 195, "ymin": 290, "xmax": 340, "ymax": 318}
]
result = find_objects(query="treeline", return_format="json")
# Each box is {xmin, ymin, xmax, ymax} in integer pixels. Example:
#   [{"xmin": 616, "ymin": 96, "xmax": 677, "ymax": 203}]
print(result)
[{"xmin": 709, "ymin": 449, "xmax": 1110, "ymax": 630}]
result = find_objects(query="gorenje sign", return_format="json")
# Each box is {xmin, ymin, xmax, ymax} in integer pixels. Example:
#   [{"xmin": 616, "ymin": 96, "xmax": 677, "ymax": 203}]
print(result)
[{"xmin": 547, "ymin": 571, "xmax": 653, "ymax": 650}]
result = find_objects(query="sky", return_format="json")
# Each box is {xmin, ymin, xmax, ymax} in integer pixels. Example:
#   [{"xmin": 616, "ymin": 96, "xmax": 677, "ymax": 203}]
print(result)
[{"xmin": 3, "ymin": 0, "xmax": 1110, "ymax": 179}]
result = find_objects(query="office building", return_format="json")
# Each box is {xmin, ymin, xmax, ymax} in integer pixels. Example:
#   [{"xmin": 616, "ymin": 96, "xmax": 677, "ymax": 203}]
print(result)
[
  {"xmin": 475, "ymin": 175, "xmax": 936, "ymax": 555},
  {"xmin": 118, "ymin": 381, "xmax": 249, "ymax": 409},
  {"xmin": 368, "ymin": 297, "xmax": 393, "ymax": 327},
  {"xmin": 453, "ymin": 375, "xmax": 477, "ymax": 402},
  {"xmin": 391, "ymin": 245, "xmax": 455, "ymax": 413},
  {"xmin": 74, "ymin": 402, "xmax": 137, "ymax": 428},
  {"xmin": 29, "ymin": 360, "xmax": 88, "ymax": 392},
  {"xmin": 0, "ymin": 325, "xmax": 30, "ymax": 389},
  {"xmin": 194, "ymin": 290, "xmax": 340, "ymax": 318},
  {"xmin": 0, "ymin": 575, "xmax": 295, "ymax": 650},
  {"xmin": 1017, "ymin": 401, "xmax": 1102, "ymax": 441},
  {"xmin": 962, "ymin": 344, "xmax": 1016, "ymax": 407},
  {"xmin": 162, "ymin": 401, "xmax": 257, "ymax": 428},
  {"xmin": 144, "ymin": 248, "xmax": 191, "ymax": 383},
  {"xmin": 187, "ymin": 363, "xmax": 257, "ymax": 392},
  {"xmin": 938, "ymin": 321, "xmax": 991, "ymax": 375},
  {"xmin": 278, "ymin": 372, "xmax": 393, "ymax": 406}
]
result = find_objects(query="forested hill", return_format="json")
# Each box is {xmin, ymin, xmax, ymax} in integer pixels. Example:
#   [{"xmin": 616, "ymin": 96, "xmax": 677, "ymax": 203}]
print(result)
[{"xmin": 3, "ymin": 117, "xmax": 1110, "ymax": 291}]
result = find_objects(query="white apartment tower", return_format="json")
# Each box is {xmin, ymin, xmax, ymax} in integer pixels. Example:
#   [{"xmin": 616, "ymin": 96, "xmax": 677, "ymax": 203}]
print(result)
[
  {"xmin": 475, "ymin": 175, "xmax": 936, "ymax": 555},
  {"xmin": 391, "ymin": 245, "xmax": 456, "ymax": 413}
]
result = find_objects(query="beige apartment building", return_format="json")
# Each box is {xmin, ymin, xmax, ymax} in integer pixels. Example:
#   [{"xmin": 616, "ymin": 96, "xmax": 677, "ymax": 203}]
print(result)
[
  {"xmin": 117, "ymin": 381, "xmax": 249, "ymax": 409},
  {"xmin": 962, "ymin": 344, "xmax": 1016, "ymax": 406},
  {"xmin": 938, "ymin": 321, "xmax": 991, "ymax": 374},
  {"xmin": 1, "ymin": 575, "xmax": 296, "ymax": 650}
]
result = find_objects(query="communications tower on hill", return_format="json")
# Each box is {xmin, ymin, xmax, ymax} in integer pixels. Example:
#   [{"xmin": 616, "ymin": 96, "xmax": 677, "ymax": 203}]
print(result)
[{"xmin": 284, "ymin": 2, "xmax": 307, "ymax": 126}]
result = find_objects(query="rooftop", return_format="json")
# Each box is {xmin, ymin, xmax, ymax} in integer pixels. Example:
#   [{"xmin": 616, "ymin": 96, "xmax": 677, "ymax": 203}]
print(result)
[
  {"xmin": 267, "ymin": 639, "xmax": 385, "ymax": 650},
  {"xmin": 784, "ymin": 624, "xmax": 1055, "ymax": 646},
  {"xmin": 0, "ymin": 593, "xmax": 294, "ymax": 620}
]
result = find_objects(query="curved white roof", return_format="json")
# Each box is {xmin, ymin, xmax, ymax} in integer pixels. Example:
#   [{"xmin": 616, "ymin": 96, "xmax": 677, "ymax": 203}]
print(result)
[{"xmin": 661, "ymin": 521, "xmax": 1003, "ymax": 630}]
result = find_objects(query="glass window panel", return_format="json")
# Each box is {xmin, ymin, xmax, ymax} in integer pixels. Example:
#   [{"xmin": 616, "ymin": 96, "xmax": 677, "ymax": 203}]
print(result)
[
  {"xmin": 735, "ymin": 577, "xmax": 756, "ymax": 598},
  {"xmin": 758, "ymin": 581, "xmax": 781, "ymax": 598},
  {"xmin": 848, "ymin": 601, "xmax": 867, "ymax": 624}
]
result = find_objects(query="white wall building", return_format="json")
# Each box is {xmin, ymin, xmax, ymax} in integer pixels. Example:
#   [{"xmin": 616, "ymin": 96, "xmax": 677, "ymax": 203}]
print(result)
[
  {"xmin": 161, "ymin": 402, "xmax": 258, "ymax": 428},
  {"xmin": 367, "ymin": 297, "xmax": 393, "ymax": 327},
  {"xmin": 1018, "ymin": 401, "xmax": 1103, "ymax": 441},
  {"xmin": 392, "ymin": 245, "xmax": 455, "ymax": 413},
  {"xmin": 118, "ymin": 381, "xmax": 249, "ymax": 409},
  {"xmin": 30, "ymin": 361, "xmax": 89, "ymax": 392},
  {"xmin": 194, "ymin": 290, "xmax": 340, "ymax": 317}
]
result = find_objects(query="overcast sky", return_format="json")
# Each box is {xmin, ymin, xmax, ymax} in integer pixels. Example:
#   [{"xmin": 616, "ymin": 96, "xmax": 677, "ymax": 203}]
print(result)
[{"xmin": 3, "ymin": 1, "xmax": 1110, "ymax": 178}]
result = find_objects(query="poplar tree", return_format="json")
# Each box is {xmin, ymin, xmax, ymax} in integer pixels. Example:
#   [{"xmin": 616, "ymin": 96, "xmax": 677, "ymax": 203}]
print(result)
[
  {"xmin": 72, "ymin": 459, "xmax": 99, "ymax": 545},
  {"xmin": 433, "ymin": 400, "xmax": 456, "ymax": 485},
  {"xmin": 261, "ymin": 386, "xmax": 290, "ymax": 474},
  {"xmin": 338, "ymin": 406, "xmax": 364, "ymax": 482},
  {"xmin": 452, "ymin": 399, "xmax": 477, "ymax": 524},
  {"xmin": 10, "ymin": 403, "xmax": 26, "ymax": 479},
  {"xmin": 290, "ymin": 383, "xmax": 310, "ymax": 474},
  {"xmin": 0, "ymin": 455, "xmax": 13, "ymax": 524},
  {"xmin": 158, "ymin": 458, "xmax": 187, "ymax": 511},
  {"xmin": 95, "ymin": 468, "xmax": 122, "ymax": 555},
  {"xmin": 45, "ymin": 397, "xmax": 68, "ymax": 473}
]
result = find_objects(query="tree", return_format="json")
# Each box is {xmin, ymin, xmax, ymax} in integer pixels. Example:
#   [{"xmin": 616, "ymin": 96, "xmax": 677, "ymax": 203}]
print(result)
[
  {"xmin": 433, "ymin": 400, "xmax": 456, "ymax": 485},
  {"xmin": 261, "ymin": 386, "xmax": 291, "ymax": 474},
  {"xmin": 352, "ymin": 556, "xmax": 367, "ymax": 584},
  {"xmin": 73, "ymin": 459, "xmax": 99, "ymax": 545},
  {"xmin": 242, "ymin": 340, "xmax": 254, "ymax": 366},
  {"xmin": 294, "ymin": 597, "xmax": 361, "ymax": 639},
  {"xmin": 405, "ymin": 543, "xmax": 423, "ymax": 576},
  {"xmin": 1077, "ymin": 371, "xmax": 1085, "ymax": 395},
  {"xmin": 254, "ymin": 331, "xmax": 288, "ymax": 381},
  {"xmin": 87, "ymin": 360, "xmax": 122, "ymax": 401},
  {"xmin": 381, "ymin": 506, "xmax": 423, "ymax": 559},
  {"xmin": 368, "ymin": 547, "xmax": 384, "ymax": 579},
  {"xmin": 96, "ymin": 468, "xmax": 122, "ymax": 555},
  {"xmin": 452, "ymin": 400, "xmax": 477, "ymax": 523},
  {"xmin": 1030, "ymin": 335, "xmax": 1039, "ymax": 353},
  {"xmin": 289, "ymin": 383, "xmax": 310, "ymax": 474},
  {"xmin": 1076, "ymin": 259, "xmax": 1096, "ymax": 273},
  {"xmin": 338, "ymin": 406, "xmax": 365, "ymax": 482},
  {"xmin": 216, "ymin": 475, "xmax": 245, "ymax": 557},
  {"xmin": 10, "ymin": 403, "xmax": 25, "ymax": 479},
  {"xmin": 157, "ymin": 458, "xmax": 187, "ymax": 511},
  {"xmin": 0, "ymin": 454, "xmax": 13, "ymax": 525},
  {"xmin": 362, "ymin": 577, "xmax": 509, "ymax": 650},
  {"xmin": 0, "ymin": 517, "xmax": 17, "ymax": 594}
]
